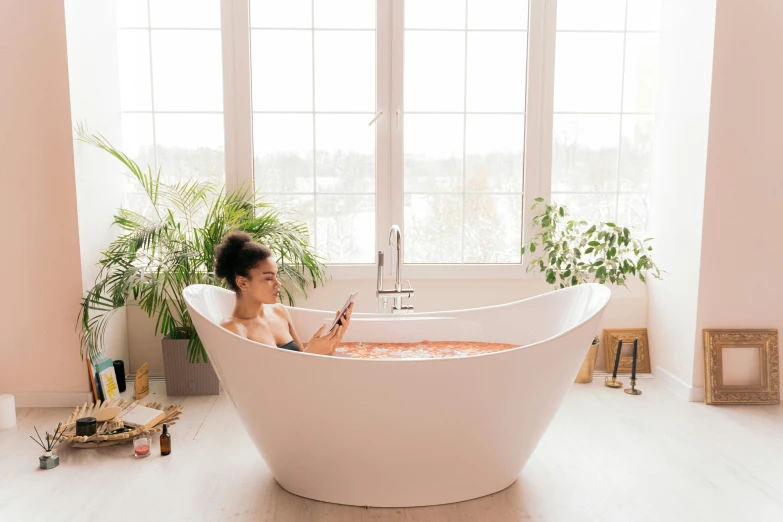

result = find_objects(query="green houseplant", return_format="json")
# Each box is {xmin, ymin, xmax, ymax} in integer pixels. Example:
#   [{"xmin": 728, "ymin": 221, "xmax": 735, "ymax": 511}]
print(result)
[
  {"xmin": 521, "ymin": 198, "xmax": 661, "ymax": 382},
  {"xmin": 76, "ymin": 127, "xmax": 328, "ymax": 380}
]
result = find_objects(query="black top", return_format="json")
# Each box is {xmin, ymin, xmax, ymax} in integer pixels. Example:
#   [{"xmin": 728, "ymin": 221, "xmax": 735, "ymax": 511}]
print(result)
[{"xmin": 277, "ymin": 340, "xmax": 300, "ymax": 352}]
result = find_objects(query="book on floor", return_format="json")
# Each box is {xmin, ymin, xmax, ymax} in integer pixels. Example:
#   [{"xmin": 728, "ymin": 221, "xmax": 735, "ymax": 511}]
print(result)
[{"xmin": 117, "ymin": 403, "xmax": 164, "ymax": 429}]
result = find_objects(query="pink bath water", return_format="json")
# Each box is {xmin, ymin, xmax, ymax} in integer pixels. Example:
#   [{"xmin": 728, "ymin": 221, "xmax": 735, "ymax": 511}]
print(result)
[{"xmin": 333, "ymin": 340, "xmax": 518, "ymax": 359}]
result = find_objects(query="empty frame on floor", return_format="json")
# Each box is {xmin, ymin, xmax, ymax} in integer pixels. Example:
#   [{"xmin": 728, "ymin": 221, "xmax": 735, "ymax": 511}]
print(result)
[{"xmin": 703, "ymin": 329, "xmax": 779, "ymax": 405}]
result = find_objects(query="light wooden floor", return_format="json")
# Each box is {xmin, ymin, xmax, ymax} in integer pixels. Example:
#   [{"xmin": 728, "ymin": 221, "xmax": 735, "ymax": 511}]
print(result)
[{"xmin": 1, "ymin": 378, "xmax": 781, "ymax": 522}]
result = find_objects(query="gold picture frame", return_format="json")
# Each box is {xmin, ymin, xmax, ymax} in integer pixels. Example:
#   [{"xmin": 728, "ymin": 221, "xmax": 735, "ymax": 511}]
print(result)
[
  {"xmin": 603, "ymin": 328, "xmax": 651, "ymax": 374},
  {"xmin": 703, "ymin": 329, "xmax": 779, "ymax": 405}
]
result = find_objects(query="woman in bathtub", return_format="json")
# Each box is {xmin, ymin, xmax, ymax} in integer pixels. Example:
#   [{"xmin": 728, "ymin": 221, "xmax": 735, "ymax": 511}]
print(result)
[{"xmin": 215, "ymin": 231, "xmax": 353, "ymax": 355}]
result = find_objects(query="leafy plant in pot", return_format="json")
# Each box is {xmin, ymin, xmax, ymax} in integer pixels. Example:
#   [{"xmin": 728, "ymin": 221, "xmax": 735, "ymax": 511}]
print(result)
[
  {"xmin": 76, "ymin": 126, "xmax": 327, "ymax": 395},
  {"xmin": 521, "ymin": 198, "xmax": 661, "ymax": 383}
]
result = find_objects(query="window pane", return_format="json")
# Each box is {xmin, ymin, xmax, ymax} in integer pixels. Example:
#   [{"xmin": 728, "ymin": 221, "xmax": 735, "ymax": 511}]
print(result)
[
  {"xmin": 253, "ymin": 114, "xmax": 313, "ymax": 193},
  {"xmin": 251, "ymin": 30, "xmax": 313, "ymax": 111},
  {"xmin": 619, "ymin": 115, "xmax": 654, "ymax": 192},
  {"xmin": 553, "ymin": 33, "xmax": 624, "ymax": 113},
  {"xmin": 251, "ymin": 0, "xmax": 311, "ymax": 28},
  {"xmin": 464, "ymin": 195, "xmax": 522, "ymax": 263},
  {"xmin": 155, "ymin": 114, "xmax": 224, "ymax": 182},
  {"xmin": 627, "ymin": 0, "xmax": 662, "ymax": 31},
  {"xmin": 269, "ymin": 193, "xmax": 316, "ymax": 242},
  {"xmin": 466, "ymin": 32, "xmax": 527, "ymax": 112},
  {"xmin": 404, "ymin": 115, "xmax": 464, "ymax": 193},
  {"xmin": 117, "ymin": 0, "xmax": 148, "ymax": 27},
  {"xmin": 314, "ymin": 31, "xmax": 375, "ymax": 112},
  {"xmin": 315, "ymin": 0, "xmax": 374, "ymax": 29},
  {"xmin": 315, "ymin": 115, "xmax": 375, "ymax": 193},
  {"xmin": 151, "ymin": 30, "xmax": 223, "ymax": 111},
  {"xmin": 120, "ymin": 113, "xmax": 156, "ymax": 215},
  {"xmin": 556, "ymin": 0, "xmax": 626, "ymax": 31},
  {"xmin": 406, "ymin": 0, "xmax": 466, "ymax": 29},
  {"xmin": 551, "ymin": 193, "xmax": 615, "ymax": 224},
  {"xmin": 149, "ymin": 0, "xmax": 220, "ymax": 28},
  {"xmin": 465, "ymin": 115, "xmax": 524, "ymax": 192},
  {"xmin": 468, "ymin": 0, "xmax": 529, "ymax": 30},
  {"xmin": 117, "ymin": 30, "xmax": 152, "ymax": 111},
  {"xmin": 623, "ymin": 34, "xmax": 659, "ymax": 113},
  {"xmin": 404, "ymin": 194, "xmax": 462, "ymax": 263},
  {"xmin": 405, "ymin": 32, "xmax": 465, "ymax": 112},
  {"xmin": 316, "ymin": 195, "xmax": 375, "ymax": 263},
  {"xmin": 552, "ymin": 114, "xmax": 620, "ymax": 193},
  {"xmin": 617, "ymin": 194, "xmax": 649, "ymax": 236},
  {"xmin": 121, "ymin": 113, "xmax": 155, "ymax": 166}
]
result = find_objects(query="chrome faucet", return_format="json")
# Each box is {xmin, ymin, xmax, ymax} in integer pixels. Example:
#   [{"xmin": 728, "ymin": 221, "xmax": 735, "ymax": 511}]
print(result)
[{"xmin": 376, "ymin": 225, "xmax": 414, "ymax": 313}]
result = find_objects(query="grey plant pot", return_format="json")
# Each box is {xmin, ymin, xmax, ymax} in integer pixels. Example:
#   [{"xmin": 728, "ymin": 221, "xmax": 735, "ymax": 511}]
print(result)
[{"xmin": 161, "ymin": 337, "xmax": 220, "ymax": 396}]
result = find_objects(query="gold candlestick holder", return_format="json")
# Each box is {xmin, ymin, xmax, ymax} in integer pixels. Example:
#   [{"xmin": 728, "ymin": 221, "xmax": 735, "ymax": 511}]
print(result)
[
  {"xmin": 624, "ymin": 378, "xmax": 642, "ymax": 395},
  {"xmin": 604, "ymin": 376, "xmax": 623, "ymax": 388}
]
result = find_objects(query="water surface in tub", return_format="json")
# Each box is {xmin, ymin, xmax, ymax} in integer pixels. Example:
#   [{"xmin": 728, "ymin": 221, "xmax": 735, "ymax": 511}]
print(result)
[{"xmin": 333, "ymin": 340, "xmax": 518, "ymax": 359}]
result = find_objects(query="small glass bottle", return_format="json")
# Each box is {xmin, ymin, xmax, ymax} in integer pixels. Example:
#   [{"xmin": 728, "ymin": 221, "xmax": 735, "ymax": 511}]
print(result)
[{"xmin": 160, "ymin": 424, "xmax": 171, "ymax": 456}]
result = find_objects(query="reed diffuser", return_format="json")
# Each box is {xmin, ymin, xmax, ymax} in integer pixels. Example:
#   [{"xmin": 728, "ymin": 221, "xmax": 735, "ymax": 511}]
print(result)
[{"xmin": 30, "ymin": 422, "xmax": 65, "ymax": 469}]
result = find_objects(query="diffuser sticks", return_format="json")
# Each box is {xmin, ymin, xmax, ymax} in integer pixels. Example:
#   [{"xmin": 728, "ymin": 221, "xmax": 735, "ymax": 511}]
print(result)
[{"xmin": 30, "ymin": 422, "xmax": 64, "ymax": 469}]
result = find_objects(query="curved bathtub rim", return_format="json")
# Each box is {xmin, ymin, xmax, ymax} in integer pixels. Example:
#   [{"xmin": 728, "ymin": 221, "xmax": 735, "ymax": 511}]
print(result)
[{"xmin": 182, "ymin": 283, "xmax": 610, "ymax": 364}]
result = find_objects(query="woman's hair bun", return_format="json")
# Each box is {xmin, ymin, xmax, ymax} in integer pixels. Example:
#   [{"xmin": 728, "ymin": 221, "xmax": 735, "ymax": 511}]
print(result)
[{"xmin": 214, "ymin": 231, "xmax": 273, "ymax": 292}]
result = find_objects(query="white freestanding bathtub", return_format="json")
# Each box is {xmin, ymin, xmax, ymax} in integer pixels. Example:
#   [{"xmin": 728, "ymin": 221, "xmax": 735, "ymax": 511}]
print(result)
[{"xmin": 183, "ymin": 283, "xmax": 610, "ymax": 507}]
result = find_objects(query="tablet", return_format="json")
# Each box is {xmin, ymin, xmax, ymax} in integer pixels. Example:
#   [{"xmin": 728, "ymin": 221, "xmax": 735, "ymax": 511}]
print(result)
[{"xmin": 328, "ymin": 291, "xmax": 358, "ymax": 332}]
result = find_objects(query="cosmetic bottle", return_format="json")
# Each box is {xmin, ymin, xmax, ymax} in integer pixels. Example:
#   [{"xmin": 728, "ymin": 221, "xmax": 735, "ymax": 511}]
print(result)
[{"xmin": 160, "ymin": 423, "xmax": 171, "ymax": 456}]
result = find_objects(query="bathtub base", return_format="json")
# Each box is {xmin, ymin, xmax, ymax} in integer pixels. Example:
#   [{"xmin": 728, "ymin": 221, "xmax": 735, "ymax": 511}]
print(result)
[{"xmin": 276, "ymin": 475, "xmax": 521, "ymax": 508}]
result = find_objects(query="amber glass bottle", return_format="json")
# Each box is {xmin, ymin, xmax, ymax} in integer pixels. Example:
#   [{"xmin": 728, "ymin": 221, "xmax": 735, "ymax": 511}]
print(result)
[{"xmin": 160, "ymin": 424, "xmax": 171, "ymax": 456}]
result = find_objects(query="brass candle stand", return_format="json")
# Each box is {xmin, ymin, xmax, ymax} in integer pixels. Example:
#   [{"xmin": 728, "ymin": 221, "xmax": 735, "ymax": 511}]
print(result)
[
  {"xmin": 624, "ymin": 378, "xmax": 642, "ymax": 395},
  {"xmin": 605, "ymin": 337, "xmax": 643, "ymax": 395}
]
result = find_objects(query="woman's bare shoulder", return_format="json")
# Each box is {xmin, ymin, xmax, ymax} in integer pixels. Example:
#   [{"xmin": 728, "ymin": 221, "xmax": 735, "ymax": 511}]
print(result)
[
  {"xmin": 269, "ymin": 303, "xmax": 290, "ymax": 318},
  {"xmin": 220, "ymin": 318, "xmax": 246, "ymax": 337}
]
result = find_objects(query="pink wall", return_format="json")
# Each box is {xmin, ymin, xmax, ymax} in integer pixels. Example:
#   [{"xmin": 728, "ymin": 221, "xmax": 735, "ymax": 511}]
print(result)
[
  {"xmin": 0, "ymin": 0, "xmax": 91, "ymax": 405},
  {"xmin": 693, "ymin": 0, "xmax": 783, "ymax": 387}
]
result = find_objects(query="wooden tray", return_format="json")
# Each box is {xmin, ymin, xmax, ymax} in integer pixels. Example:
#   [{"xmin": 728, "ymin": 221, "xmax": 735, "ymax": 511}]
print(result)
[{"xmin": 49, "ymin": 398, "xmax": 183, "ymax": 449}]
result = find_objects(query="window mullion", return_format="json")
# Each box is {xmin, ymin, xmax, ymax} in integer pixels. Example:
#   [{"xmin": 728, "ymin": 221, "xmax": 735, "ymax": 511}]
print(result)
[
  {"xmin": 523, "ymin": 0, "xmax": 557, "ymax": 248},
  {"xmin": 221, "ymin": 0, "xmax": 254, "ymax": 195},
  {"xmin": 387, "ymin": 0, "xmax": 404, "ymax": 276},
  {"xmin": 374, "ymin": 0, "xmax": 393, "ymax": 276}
]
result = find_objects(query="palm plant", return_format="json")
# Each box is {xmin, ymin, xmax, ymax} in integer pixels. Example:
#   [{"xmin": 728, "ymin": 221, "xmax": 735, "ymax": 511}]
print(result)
[{"xmin": 76, "ymin": 125, "xmax": 328, "ymax": 363}]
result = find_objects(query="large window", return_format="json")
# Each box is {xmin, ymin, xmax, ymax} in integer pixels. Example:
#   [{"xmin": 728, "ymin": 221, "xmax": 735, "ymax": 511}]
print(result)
[
  {"xmin": 403, "ymin": 1, "xmax": 529, "ymax": 264},
  {"xmin": 112, "ymin": 0, "xmax": 660, "ymax": 276},
  {"xmin": 550, "ymin": 0, "xmax": 659, "ymax": 235},
  {"xmin": 250, "ymin": 0, "xmax": 377, "ymax": 264},
  {"xmin": 116, "ymin": 0, "xmax": 225, "ymax": 194}
]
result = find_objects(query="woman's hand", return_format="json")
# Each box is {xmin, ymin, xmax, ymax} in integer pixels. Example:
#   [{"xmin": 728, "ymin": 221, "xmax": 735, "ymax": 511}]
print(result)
[
  {"xmin": 304, "ymin": 324, "xmax": 342, "ymax": 355},
  {"xmin": 303, "ymin": 303, "xmax": 354, "ymax": 355},
  {"xmin": 332, "ymin": 302, "xmax": 353, "ymax": 346}
]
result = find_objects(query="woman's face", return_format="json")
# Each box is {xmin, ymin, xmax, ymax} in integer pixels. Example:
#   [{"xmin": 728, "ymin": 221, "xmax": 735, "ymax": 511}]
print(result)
[{"xmin": 236, "ymin": 258, "xmax": 281, "ymax": 304}]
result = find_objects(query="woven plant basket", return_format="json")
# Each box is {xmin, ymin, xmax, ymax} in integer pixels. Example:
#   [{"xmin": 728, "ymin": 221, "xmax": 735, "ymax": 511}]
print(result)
[{"xmin": 162, "ymin": 337, "xmax": 220, "ymax": 396}]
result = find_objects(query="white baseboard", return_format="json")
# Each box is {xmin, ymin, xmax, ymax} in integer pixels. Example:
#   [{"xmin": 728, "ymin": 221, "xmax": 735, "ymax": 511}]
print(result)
[
  {"xmin": 11, "ymin": 391, "xmax": 94, "ymax": 408},
  {"xmin": 655, "ymin": 366, "xmax": 705, "ymax": 402}
]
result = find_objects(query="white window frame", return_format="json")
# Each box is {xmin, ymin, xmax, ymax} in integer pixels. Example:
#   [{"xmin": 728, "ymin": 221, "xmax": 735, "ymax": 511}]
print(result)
[{"xmin": 219, "ymin": 0, "xmax": 557, "ymax": 280}]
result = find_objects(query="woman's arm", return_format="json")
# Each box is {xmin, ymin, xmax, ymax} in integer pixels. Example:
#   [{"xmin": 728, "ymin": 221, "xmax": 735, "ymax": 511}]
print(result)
[{"xmin": 280, "ymin": 306, "xmax": 307, "ymax": 351}]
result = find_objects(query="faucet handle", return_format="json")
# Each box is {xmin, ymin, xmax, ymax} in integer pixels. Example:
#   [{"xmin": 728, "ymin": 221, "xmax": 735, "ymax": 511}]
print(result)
[{"xmin": 405, "ymin": 279, "xmax": 413, "ymax": 291}]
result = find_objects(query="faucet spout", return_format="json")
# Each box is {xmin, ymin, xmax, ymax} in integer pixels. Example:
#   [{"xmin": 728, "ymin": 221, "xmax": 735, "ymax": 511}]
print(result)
[{"xmin": 389, "ymin": 224, "xmax": 402, "ymax": 291}]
